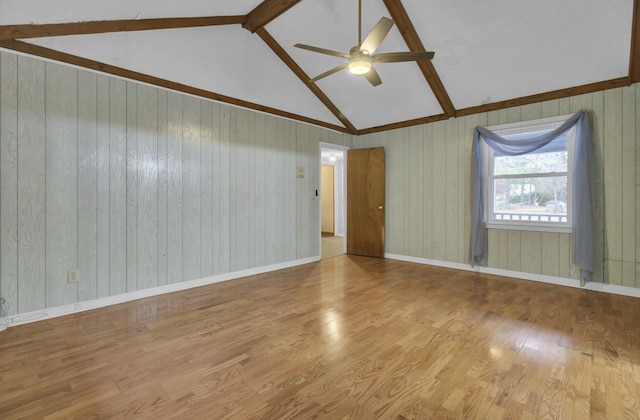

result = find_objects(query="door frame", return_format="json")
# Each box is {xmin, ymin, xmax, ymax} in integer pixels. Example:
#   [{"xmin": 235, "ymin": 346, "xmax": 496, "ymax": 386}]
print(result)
[{"xmin": 319, "ymin": 142, "xmax": 349, "ymax": 256}]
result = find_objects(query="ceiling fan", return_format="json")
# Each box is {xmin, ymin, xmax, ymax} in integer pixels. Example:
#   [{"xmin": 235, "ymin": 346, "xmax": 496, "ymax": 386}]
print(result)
[{"xmin": 294, "ymin": 0, "xmax": 435, "ymax": 87}]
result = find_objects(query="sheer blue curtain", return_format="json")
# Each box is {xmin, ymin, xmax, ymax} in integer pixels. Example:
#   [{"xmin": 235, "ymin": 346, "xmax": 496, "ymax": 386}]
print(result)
[{"xmin": 469, "ymin": 110, "xmax": 594, "ymax": 282}]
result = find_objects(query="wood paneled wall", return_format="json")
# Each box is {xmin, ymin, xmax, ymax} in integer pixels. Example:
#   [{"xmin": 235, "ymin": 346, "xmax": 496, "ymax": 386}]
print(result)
[
  {"xmin": 0, "ymin": 51, "xmax": 351, "ymax": 316},
  {"xmin": 3, "ymin": 47, "xmax": 639, "ymax": 317},
  {"xmin": 355, "ymin": 84, "xmax": 640, "ymax": 288}
]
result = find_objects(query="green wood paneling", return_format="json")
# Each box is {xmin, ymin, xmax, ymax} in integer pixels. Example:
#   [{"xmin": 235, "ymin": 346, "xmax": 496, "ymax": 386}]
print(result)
[
  {"xmin": 0, "ymin": 51, "xmax": 350, "ymax": 316},
  {"xmin": 356, "ymin": 85, "xmax": 640, "ymax": 287}
]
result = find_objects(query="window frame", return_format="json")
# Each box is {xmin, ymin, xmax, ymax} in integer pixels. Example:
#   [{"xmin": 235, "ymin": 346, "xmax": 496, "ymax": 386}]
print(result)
[{"xmin": 483, "ymin": 114, "xmax": 575, "ymax": 233}]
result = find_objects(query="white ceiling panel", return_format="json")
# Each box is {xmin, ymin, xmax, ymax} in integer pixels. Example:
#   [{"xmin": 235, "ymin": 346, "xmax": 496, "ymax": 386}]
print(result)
[
  {"xmin": 26, "ymin": 26, "xmax": 345, "ymax": 127},
  {"xmin": 314, "ymin": 62, "xmax": 442, "ymax": 129},
  {"xmin": 403, "ymin": 0, "xmax": 634, "ymax": 110},
  {"xmin": 0, "ymin": 0, "xmax": 262, "ymax": 25},
  {"xmin": 2, "ymin": 0, "xmax": 637, "ymax": 132}
]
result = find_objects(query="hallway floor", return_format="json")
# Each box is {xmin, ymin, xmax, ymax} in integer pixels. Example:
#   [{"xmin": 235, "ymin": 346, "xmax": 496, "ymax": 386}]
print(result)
[{"xmin": 321, "ymin": 234, "xmax": 344, "ymax": 259}]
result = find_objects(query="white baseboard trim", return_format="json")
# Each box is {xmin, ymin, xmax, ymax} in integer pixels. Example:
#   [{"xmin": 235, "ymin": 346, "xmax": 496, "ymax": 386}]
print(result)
[
  {"xmin": 0, "ymin": 256, "xmax": 320, "ymax": 331},
  {"xmin": 385, "ymin": 253, "xmax": 640, "ymax": 299}
]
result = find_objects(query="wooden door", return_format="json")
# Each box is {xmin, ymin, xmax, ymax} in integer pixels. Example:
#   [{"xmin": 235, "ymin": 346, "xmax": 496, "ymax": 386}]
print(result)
[
  {"xmin": 347, "ymin": 147, "xmax": 385, "ymax": 257},
  {"xmin": 321, "ymin": 164, "xmax": 335, "ymax": 234}
]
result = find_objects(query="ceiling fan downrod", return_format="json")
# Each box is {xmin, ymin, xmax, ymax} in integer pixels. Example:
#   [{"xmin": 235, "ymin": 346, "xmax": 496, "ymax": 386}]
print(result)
[{"xmin": 358, "ymin": 0, "xmax": 362, "ymax": 46}]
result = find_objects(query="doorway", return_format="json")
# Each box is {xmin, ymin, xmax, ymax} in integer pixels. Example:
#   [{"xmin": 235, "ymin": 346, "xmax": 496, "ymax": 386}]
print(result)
[{"xmin": 320, "ymin": 144, "xmax": 347, "ymax": 259}]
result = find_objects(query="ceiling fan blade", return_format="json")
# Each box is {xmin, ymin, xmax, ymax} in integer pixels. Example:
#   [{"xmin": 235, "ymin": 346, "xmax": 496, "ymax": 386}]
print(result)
[
  {"xmin": 359, "ymin": 17, "xmax": 394, "ymax": 55},
  {"xmin": 294, "ymin": 43, "xmax": 351, "ymax": 59},
  {"xmin": 363, "ymin": 65, "xmax": 382, "ymax": 87},
  {"xmin": 309, "ymin": 63, "xmax": 350, "ymax": 83},
  {"xmin": 372, "ymin": 51, "xmax": 435, "ymax": 63}
]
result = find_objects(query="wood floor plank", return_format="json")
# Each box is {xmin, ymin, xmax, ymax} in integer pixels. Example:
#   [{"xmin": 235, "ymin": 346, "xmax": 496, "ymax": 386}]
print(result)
[{"xmin": 1, "ymin": 255, "xmax": 640, "ymax": 418}]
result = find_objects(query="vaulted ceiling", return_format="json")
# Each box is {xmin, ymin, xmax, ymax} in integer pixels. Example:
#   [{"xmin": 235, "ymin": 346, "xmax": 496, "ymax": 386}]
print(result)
[{"xmin": 1, "ymin": 0, "xmax": 638, "ymax": 134}]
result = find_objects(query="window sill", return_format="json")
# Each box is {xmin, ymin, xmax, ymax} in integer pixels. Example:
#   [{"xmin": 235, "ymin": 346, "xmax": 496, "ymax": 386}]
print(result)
[{"xmin": 486, "ymin": 222, "xmax": 572, "ymax": 234}]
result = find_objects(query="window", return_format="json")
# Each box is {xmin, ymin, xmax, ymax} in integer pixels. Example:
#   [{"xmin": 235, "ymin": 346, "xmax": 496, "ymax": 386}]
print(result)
[{"xmin": 484, "ymin": 115, "xmax": 575, "ymax": 233}]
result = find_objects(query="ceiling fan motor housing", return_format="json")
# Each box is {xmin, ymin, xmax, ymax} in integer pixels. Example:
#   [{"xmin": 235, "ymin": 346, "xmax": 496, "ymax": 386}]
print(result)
[{"xmin": 349, "ymin": 46, "xmax": 372, "ymax": 74}]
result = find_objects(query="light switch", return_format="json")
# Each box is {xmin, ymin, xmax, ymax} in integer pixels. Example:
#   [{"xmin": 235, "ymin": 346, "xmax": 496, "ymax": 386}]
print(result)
[{"xmin": 296, "ymin": 166, "xmax": 305, "ymax": 178}]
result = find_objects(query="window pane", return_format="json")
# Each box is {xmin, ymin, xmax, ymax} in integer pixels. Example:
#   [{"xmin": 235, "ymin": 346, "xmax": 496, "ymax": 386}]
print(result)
[
  {"xmin": 494, "ymin": 151, "xmax": 568, "ymax": 176},
  {"xmin": 492, "ymin": 176, "xmax": 568, "ymax": 223}
]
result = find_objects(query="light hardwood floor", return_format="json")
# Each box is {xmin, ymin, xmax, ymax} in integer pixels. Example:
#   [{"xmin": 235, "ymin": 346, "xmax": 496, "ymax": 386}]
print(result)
[
  {"xmin": 1, "ymin": 256, "xmax": 639, "ymax": 419},
  {"xmin": 321, "ymin": 235, "xmax": 344, "ymax": 259}
]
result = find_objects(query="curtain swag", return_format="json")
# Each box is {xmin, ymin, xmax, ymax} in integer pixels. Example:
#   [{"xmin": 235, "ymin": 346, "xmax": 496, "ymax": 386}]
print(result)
[{"xmin": 469, "ymin": 110, "xmax": 594, "ymax": 283}]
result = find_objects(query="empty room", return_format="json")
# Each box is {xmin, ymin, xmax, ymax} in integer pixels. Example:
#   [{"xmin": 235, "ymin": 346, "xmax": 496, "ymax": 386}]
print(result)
[{"xmin": 1, "ymin": 0, "xmax": 640, "ymax": 418}]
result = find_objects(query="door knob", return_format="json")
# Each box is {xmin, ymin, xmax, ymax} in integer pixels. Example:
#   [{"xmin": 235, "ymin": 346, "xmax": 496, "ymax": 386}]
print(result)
[{"xmin": 377, "ymin": 205, "xmax": 384, "ymax": 210}]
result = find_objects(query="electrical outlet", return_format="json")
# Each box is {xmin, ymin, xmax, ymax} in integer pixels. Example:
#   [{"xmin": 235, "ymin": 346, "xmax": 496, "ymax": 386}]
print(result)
[
  {"xmin": 271, "ymin": 242, "xmax": 278, "ymax": 251},
  {"xmin": 67, "ymin": 269, "xmax": 79, "ymax": 284}
]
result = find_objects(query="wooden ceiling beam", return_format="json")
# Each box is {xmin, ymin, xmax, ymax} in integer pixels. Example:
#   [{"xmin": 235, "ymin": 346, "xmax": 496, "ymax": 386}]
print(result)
[
  {"xmin": 358, "ymin": 77, "xmax": 629, "ymax": 134},
  {"xmin": 357, "ymin": 114, "xmax": 449, "ymax": 135},
  {"xmin": 456, "ymin": 77, "xmax": 629, "ymax": 117},
  {"xmin": 0, "ymin": 16, "xmax": 245, "ymax": 41},
  {"xmin": 0, "ymin": 39, "xmax": 350, "ymax": 134},
  {"xmin": 255, "ymin": 27, "xmax": 357, "ymax": 134},
  {"xmin": 383, "ymin": 0, "xmax": 456, "ymax": 118},
  {"xmin": 243, "ymin": 0, "xmax": 302, "ymax": 33},
  {"xmin": 629, "ymin": 0, "xmax": 640, "ymax": 83}
]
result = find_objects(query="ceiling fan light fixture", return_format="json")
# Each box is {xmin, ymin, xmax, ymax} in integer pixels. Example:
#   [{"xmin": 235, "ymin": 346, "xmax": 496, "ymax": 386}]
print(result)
[{"xmin": 349, "ymin": 60, "xmax": 371, "ymax": 75}]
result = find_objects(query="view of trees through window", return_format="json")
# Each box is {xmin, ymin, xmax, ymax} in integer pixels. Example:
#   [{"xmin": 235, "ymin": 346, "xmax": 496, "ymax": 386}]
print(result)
[{"xmin": 492, "ymin": 149, "xmax": 568, "ymax": 222}]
